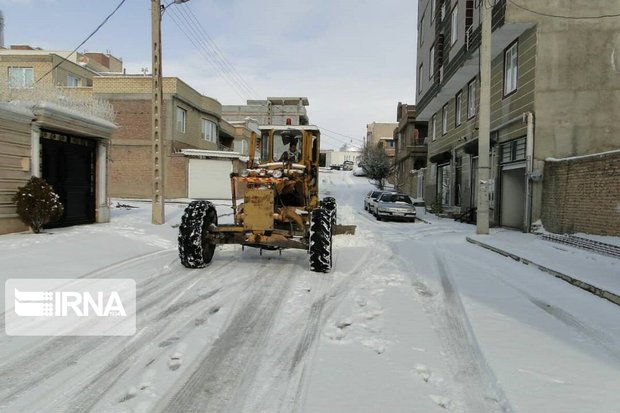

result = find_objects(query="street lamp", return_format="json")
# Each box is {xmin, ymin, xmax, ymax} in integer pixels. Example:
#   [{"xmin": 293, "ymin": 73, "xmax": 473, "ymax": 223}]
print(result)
[{"xmin": 151, "ymin": 0, "xmax": 189, "ymax": 225}]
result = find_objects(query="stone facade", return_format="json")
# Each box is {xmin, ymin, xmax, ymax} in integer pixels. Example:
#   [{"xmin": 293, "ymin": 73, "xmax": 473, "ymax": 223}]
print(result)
[{"xmin": 542, "ymin": 151, "xmax": 620, "ymax": 236}]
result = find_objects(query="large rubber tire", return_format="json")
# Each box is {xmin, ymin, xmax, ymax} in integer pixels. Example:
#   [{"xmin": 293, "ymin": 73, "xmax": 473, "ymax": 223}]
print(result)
[
  {"xmin": 178, "ymin": 201, "xmax": 218, "ymax": 268},
  {"xmin": 309, "ymin": 208, "xmax": 333, "ymax": 273},
  {"xmin": 321, "ymin": 197, "xmax": 337, "ymax": 231}
]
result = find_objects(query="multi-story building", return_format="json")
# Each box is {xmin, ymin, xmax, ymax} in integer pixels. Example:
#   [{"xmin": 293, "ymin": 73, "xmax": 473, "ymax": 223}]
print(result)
[
  {"xmin": 415, "ymin": 0, "xmax": 620, "ymax": 234},
  {"xmin": 92, "ymin": 76, "xmax": 254, "ymax": 200},
  {"xmin": 0, "ymin": 45, "xmax": 253, "ymax": 209},
  {"xmin": 365, "ymin": 122, "xmax": 398, "ymax": 183},
  {"xmin": 222, "ymin": 97, "xmax": 310, "ymax": 126},
  {"xmin": 366, "ymin": 122, "xmax": 398, "ymax": 156},
  {"xmin": 393, "ymin": 103, "xmax": 428, "ymax": 199}
]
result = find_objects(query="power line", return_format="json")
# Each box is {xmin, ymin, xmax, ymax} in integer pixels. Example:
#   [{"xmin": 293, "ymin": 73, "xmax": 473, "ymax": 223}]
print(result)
[
  {"xmin": 182, "ymin": 3, "xmax": 261, "ymax": 99},
  {"xmin": 166, "ymin": 8, "xmax": 247, "ymax": 100},
  {"xmin": 507, "ymin": 0, "xmax": 620, "ymax": 19},
  {"xmin": 36, "ymin": 0, "xmax": 127, "ymax": 83},
  {"xmin": 171, "ymin": 6, "xmax": 257, "ymax": 99}
]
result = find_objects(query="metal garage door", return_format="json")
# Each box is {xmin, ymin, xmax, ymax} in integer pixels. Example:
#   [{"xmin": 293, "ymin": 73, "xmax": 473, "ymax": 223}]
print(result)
[
  {"xmin": 42, "ymin": 134, "xmax": 96, "ymax": 227},
  {"xmin": 188, "ymin": 158, "xmax": 233, "ymax": 199}
]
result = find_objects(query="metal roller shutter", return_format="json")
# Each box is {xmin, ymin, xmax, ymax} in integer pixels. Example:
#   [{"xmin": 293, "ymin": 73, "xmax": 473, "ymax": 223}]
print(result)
[{"xmin": 188, "ymin": 158, "xmax": 233, "ymax": 199}]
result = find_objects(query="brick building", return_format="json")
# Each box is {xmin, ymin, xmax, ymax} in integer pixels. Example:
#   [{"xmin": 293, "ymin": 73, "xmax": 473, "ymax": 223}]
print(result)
[
  {"xmin": 393, "ymin": 103, "xmax": 428, "ymax": 199},
  {"xmin": 92, "ymin": 76, "xmax": 253, "ymax": 200}
]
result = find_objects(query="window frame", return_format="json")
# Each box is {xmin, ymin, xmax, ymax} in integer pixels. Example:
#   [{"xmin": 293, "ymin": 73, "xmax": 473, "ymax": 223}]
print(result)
[
  {"xmin": 8, "ymin": 67, "xmax": 34, "ymax": 89},
  {"xmin": 201, "ymin": 118, "xmax": 217, "ymax": 143},
  {"xmin": 431, "ymin": 113, "xmax": 437, "ymax": 141},
  {"xmin": 467, "ymin": 78, "xmax": 476, "ymax": 119},
  {"xmin": 442, "ymin": 104, "xmax": 449, "ymax": 135},
  {"xmin": 431, "ymin": 0, "xmax": 436, "ymax": 22},
  {"xmin": 503, "ymin": 40, "xmax": 519, "ymax": 97},
  {"xmin": 419, "ymin": 13, "xmax": 425, "ymax": 46},
  {"xmin": 429, "ymin": 43, "xmax": 435, "ymax": 80},
  {"xmin": 176, "ymin": 106, "xmax": 187, "ymax": 133},
  {"xmin": 450, "ymin": 3, "xmax": 458, "ymax": 47},
  {"xmin": 418, "ymin": 63, "xmax": 424, "ymax": 95},
  {"xmin": 66, "ymin": 74, "xmax": 80, "ymax": 87},
  {"xmin": 455, "ymin": 91, "xmax": 463, "ymax": 127}
]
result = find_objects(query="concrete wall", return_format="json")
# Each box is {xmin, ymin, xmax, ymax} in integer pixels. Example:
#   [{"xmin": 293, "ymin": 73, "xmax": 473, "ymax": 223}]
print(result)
[
  {"xmin": 506, "ymin": 0, "xmax": 620, "ymax": 224},
  {"xmin": 541, "ymin": 151, "xmax": 620, "ymax": 236}
]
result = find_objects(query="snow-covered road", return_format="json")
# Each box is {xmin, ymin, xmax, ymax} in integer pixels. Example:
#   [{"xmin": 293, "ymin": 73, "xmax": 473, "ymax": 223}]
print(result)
[{"xmin": 0, "ymin": 171, "xmax": 619, "ymax": 413}]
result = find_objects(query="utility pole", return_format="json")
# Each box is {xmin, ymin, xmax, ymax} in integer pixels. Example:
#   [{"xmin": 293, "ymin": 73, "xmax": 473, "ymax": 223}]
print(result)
[
  {"xmin": 476, "ymin": 0, "xmax": 492, "ymax": 235},
  {"xmin": 151, "ymin": 0, "xmax": 165, "ymax": 224}
]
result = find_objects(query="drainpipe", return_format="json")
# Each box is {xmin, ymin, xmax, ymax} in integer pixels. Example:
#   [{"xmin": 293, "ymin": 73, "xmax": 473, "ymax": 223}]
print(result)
[{"xmin": 524, "ymin": 111, "xmax": 535, "ymax": 232}]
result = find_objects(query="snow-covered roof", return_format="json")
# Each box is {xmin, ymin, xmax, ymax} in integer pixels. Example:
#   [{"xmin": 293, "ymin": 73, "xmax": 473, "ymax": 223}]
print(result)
[
  {"xmin": 180, "ymin": 149, "xmax": 249, "ymax": 162},
  {"xmin": 545, "ymin": 149, "xmax": 620, "ymax": 162}
]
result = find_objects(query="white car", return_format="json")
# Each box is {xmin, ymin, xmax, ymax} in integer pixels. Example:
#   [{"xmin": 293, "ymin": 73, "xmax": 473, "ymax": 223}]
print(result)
[{"xmin": 352, "ymin": 166, "xmax": 366, "ymax": 176}]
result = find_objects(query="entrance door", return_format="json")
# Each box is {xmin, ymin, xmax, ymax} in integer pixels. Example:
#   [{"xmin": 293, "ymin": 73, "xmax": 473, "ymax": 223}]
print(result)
[
  {"xmin": 500, "ymin": 164, "xmax": 526, "ymax": 229},
  {"xmin": 42, "ymin": 135, "xmax": 96, "ymax": 227}
]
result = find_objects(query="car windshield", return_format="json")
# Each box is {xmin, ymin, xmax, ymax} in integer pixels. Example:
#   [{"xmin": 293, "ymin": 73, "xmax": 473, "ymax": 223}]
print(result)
[
  {"xmin": 370, "ymin": 191, "xmax": 383, "ymax": 198},
  {"xmin": 380, "ymin": 194, "xmax": 412, "ymax": 204}
]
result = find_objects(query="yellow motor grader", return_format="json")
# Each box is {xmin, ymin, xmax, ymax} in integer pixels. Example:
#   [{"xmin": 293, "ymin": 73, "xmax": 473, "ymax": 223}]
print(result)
[{"xmin": 178, "ymin": 125, "xmax": 353, "ymax": 272}]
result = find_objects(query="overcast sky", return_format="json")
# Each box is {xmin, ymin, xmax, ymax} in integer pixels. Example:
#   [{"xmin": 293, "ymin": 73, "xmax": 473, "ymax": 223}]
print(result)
[{"xmin": 0, "ymin": 0, "xmax": 417, "ymax": 149}]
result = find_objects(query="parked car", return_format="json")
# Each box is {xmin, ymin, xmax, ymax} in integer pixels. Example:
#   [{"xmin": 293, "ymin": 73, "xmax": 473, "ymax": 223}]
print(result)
[
  {"xmin": 366, "ymin": 190, "xmax": 395, "ymax": 214},
  {"xmin": 352, "ymin": 166, "xmax": 366, "ymax": 176},
  {"xmin": 342, "ymin": 160, "xmax": 354, "ymax": 171},
  {"xmin": 373, "ymin": 192, "xmax": 417, "ymax": 222}
]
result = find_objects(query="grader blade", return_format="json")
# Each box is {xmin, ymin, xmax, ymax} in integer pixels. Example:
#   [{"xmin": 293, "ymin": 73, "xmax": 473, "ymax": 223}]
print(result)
[{"xmin": 334, "ymin": 224, "xmax": 356, "ymax": 235}]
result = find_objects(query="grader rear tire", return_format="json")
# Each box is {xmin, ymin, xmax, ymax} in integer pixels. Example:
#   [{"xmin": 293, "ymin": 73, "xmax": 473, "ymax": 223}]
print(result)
[
  {"xmin": 309, "ymin": 208, "xmax": 333, "ymax": 273},
  {"xmin": 178, "ymin": 201, "xmax": 218, "ymax": 268}
]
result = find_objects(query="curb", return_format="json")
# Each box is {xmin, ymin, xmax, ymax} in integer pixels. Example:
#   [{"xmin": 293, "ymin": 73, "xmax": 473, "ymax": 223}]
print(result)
[{"xmin": 465, "ymin": 236, "xmax": 620, "ymax": 307}]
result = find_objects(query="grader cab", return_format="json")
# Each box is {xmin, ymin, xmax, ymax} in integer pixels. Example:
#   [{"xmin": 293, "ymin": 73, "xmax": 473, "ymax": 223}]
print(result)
[{"xmin": 178, "ymin": 125, "xmax": 353, "ymax": 272}]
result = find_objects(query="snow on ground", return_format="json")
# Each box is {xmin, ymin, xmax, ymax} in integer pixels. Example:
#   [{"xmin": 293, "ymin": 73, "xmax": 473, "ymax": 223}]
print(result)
[{"xmin": 0, "ymin": 171, "xmax": 619, "ymax": 413}]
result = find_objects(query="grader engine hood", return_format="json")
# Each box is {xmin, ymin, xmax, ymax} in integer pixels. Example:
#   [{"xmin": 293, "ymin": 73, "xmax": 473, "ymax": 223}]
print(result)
[{"xmin": 242, "ymin": 188, "xmax": 275, "ymax": 231}]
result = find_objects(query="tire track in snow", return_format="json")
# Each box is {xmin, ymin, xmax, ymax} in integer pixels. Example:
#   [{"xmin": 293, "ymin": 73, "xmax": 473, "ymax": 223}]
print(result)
[
  {"xmin": 155, "ymin": 262, "xmax": 298, "ymax": 413},
  {"xmin": 447, "ymin": 247, "xmax": 620, "ymax": 364},
  {"xmin": 0, "ymin": 258, "xmax": 237, "ymax": 411},
  {"xmin": 433, "ymin": 252, "xmax": 515, "ymax": 413}
]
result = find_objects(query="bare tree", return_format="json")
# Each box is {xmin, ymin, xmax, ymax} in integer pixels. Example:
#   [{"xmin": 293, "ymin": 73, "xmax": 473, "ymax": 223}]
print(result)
[{"xmin": 360, "ymin": 142, "xmax": 394, "ymax": 190}]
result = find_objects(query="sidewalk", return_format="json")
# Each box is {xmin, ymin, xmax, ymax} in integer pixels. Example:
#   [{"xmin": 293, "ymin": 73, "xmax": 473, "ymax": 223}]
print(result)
[{"xmin": 466, "ymin": 229, "xmax": 620, "ymax": 306}]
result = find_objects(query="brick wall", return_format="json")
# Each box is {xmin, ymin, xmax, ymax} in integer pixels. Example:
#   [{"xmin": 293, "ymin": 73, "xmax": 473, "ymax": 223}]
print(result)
[
  {"xmin": 110, "ymin": 99, "xmax": 153, "ymax": 142},
  {"xmin": 109, "ymin": 145, "xmax": 188, "ymax": 199},
  {"xmin": 542, "ymin": 151, "xmax": 620, "ymax": 236}
]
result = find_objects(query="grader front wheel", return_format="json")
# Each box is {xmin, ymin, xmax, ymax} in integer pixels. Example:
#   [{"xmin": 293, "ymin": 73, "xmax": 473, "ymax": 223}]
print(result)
[{"xmin": 178, "ymin": 201, "xmax": 218, "ymax": 268}]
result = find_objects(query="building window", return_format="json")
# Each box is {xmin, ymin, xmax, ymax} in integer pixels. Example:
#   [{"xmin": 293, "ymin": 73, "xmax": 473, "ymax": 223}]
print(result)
[
  {"xmin": 419, "ymin": 13, "xmax": 425, "ymax": 46},
  {"xmin": 451, "ymin": 4, "xmax": 458, "ymax": 46},
  {"xmin": 442, "ymin": 104, "xmax": 448, "ymax": 135},
  {"xmin": 431, "ymin": 114, "xmax": 437, "ymax": 141},
  {"xmin": 388, "ymin": 140, "xmax": 395, "ymax": 148},
  {"xmin": 429, "ymin": 44, "xmax": 435, "ymax": 79},
  {"xmin": 201, "ymin": 119, "xmax": 217, "ymax": 142},
  {"xmin": 418, "ymin": 63, "xmax": 424, "ymax": 95},
  {"xmin": 66, "ymin": 74, "xmax": 80, "ymax": 87},
  {"xmin": 176, "ymin": 107, "xmax": 186, "ymax": 133},
  {"xmin": 467, "ymin": 79, "xmax": 476, "ymax": 119},
  {"xmin": 431, "ymin": 0, "xmax": 436, "ymax": 21},
  {"xmin": 8, "ymin": 67, "xmax": 34, "ymax": 88},
  {"xmin": 455, "ymin": 91, "xmax": 462, "ymax": 126},
  {"xmin": 438, "ymin": 163, "xmax": 451, "ymax": 206},
  {"xmin": 500, "ymin": 137, "xmax": 527, "ymax": 164},
  {"xmin": 504, "ymin": 41, "xmax": 518, "ymax": 96}
]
